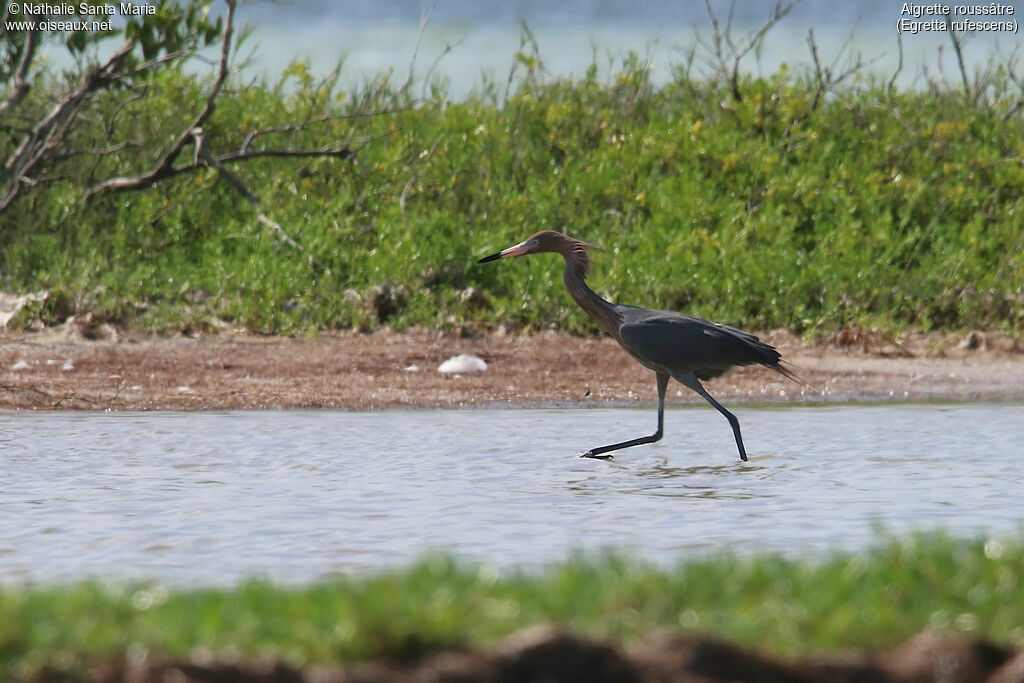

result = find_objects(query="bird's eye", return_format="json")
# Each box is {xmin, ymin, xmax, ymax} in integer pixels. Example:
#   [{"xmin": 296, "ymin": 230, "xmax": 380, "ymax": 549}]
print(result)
[{"xmin": 531, "ymin": 239, "xmax": 540, "ymax": 246}]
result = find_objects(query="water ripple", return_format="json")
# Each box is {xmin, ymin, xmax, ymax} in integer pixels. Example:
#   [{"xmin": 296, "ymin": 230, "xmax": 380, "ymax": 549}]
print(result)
[{"xmin": 0, "ymin": 403, "xmax": 1021, "ymax": 584}]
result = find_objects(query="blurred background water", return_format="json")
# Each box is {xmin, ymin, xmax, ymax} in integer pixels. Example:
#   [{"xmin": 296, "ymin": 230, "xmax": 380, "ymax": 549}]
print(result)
[{"xmin": 231, "ymin": 0, "xmax": 1023, "ymax": 97}]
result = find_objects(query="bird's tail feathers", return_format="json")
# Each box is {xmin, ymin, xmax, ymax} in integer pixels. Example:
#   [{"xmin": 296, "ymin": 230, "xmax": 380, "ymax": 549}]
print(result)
[{"xmin": 773, "ymin": 360, "xmax": 811, "ymax": 388}]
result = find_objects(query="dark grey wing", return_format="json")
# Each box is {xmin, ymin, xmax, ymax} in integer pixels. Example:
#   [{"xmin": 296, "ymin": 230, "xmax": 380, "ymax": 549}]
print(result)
[{"xmin": 618, "ymin": 309, "xmax": 782, "ymax": 380}]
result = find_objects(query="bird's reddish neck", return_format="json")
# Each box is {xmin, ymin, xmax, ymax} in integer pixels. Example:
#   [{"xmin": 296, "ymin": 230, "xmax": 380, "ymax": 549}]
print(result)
[{"xmin": 559, "ymin": 244, "xmax": 621, "ymax": 338}]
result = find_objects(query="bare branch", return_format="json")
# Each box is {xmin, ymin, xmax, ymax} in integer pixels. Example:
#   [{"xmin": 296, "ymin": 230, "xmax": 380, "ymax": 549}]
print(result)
[
  {"xmin": 0, "ymin": 27, "xmax": 41, "ymax": 119},
  {"xmin": 2, "ymin": 0, "xmax": 417, "ymax": 221},
  {"xmin": 1, "ymin": 39, "xmax": 135, "ymax": 212},
  {"xmin": 196, "ymin": 142, "xmax": 320, "ymax": 267},
  {"xmin": 698, "ymin": 0, "xmax": 801, "ymax": 102},
  {"xmin": 196, "ymin": 142, "xmax": 254, "ymax": 202},
  {"xmin": 80, "ymin": 126, "xmax": 391, "ymax": 199},
  {"xmin": 216, "ymin": 146, "xmax": 354, "ymax": 163},
  {"xmin": 79, "ymin": 0, "xmax": 238, "ymax": 201},
  {"xmin": 78, "ymin": 0, "xmax": 399, "ymax": 204},
  {"xmin": 805, "ymin": 27, "xmax": 880, "ymax": 109}
]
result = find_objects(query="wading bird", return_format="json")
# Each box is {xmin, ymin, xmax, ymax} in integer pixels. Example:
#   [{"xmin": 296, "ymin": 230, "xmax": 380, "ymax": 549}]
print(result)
[{"xmin": 478, "ymin": 230, "xmax": 797, "ymax": 461}]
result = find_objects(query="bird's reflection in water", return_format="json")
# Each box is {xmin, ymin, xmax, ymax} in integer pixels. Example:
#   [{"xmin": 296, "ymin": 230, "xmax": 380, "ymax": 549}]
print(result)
[{"xmin": 566, "ymin": 452, "xmax": 776, "ymax": 501}]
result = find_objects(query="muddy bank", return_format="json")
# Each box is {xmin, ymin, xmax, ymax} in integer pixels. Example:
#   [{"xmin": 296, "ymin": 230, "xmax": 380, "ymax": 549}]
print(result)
[
  {"xmin": 1, "ymin": 327, "xmax": 1023, "ymax": 411},
  {"xmin": 85, "ymin": 626, "xmax": 1024, "ymax": 682}
]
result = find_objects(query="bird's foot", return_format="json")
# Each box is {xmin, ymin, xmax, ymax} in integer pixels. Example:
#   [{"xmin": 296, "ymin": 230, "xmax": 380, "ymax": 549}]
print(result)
[{"xmin": 579, "ymin": 450, "xmax": 614, "ymax": 460}]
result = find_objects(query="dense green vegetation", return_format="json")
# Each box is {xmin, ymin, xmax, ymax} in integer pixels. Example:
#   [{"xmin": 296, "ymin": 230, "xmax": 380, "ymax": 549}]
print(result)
[
  {"xmin": 2, "ymin": 38, "xmax": 1023, "ymax": 337},
  {"xmin": 1, "ymin": 533, "xmax": 1021, "ymax": 679}
]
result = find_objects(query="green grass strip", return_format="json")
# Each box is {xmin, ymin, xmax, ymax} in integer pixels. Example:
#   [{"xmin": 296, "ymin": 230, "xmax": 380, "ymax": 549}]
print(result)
[{"xmin": 2, "ymin": 532, "xmax": 1022, "ymax": 679}]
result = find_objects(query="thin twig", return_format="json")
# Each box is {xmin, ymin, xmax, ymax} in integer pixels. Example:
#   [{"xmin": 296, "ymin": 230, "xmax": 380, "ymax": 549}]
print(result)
[
  {"xmin": 239, "ymin": 111, "xmax": 396, "ymax": 154},
  {"xmin": 889, "ymin": 32, "xmax": 904, "ymax": 93},
  {"xmin": 698, "ymin": 0, "xmax": 801, "ymax": 103},
  {"xmin": 54, "ymin": 141, "xmax": 133, "ymax": 159},
  {"xmin": 807, "ymin": 29, "xmax": 825, "ymax": 109},
  {"xmin": 196, "ymin": 142, "xmax": 323, "ymax": 268},
  {"xmin": 945, "ymin": 7, "xmax": 972, "ymax": 100},
  {"xmin": 421, "ymin": 39, "xmax": 462, "ymax": 101},
  {"xmin": 805, "ymin": 27, "xmax": 879, "ymax": 108},
  {"xmin": 1004, "ymin": 99, "xmax": 1024, "ymax": 121}
]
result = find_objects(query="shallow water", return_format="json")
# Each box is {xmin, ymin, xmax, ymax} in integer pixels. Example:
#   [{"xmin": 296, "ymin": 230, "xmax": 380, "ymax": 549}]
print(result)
[{"xmin": 1, "ymin": 404, "xmax": 1021, "ymax": 585}]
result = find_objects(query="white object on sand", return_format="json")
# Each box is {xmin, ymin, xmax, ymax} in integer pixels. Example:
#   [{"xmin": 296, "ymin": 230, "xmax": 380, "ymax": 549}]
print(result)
[{"xmin": 437, "ymin": 354, "xmax": 487, "ymax": 374}]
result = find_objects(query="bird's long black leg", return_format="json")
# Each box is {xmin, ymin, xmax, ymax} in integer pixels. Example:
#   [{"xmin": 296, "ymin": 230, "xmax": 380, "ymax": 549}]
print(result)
[
  {"xmin": 676, "ymin": 372, "xmax": 747, "ymax": 461},
  {"xmin": 582, "ymin": 372, "xmax": 669, "ymax": 459}
]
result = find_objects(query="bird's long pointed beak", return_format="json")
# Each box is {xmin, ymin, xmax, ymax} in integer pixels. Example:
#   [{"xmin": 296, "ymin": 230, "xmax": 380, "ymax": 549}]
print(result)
[
  {"xmin": 477, "ymin": 241, "xmax": 529, "ymax": 264},
  {"xmin": 477, "ymin": 251, "xmax": 504, "ymax": 263}
]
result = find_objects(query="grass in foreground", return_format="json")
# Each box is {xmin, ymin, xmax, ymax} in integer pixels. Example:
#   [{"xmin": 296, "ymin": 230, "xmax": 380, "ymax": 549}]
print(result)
[{"xmin": 1, "ymin": 533, "xmax": 1022, "ymax": 679}]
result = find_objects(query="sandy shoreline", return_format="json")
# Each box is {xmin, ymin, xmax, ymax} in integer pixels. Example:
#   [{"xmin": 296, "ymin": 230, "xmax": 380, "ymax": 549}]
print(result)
[{"xmin": 2, "ymin": 327, "xmax": 1022, "ymax": 411}]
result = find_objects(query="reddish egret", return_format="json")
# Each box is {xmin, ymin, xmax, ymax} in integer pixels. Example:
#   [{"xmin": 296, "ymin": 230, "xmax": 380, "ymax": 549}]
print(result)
[{"xmin": 478, "ymin": 230, "xmax": 796, "ymax": 461}]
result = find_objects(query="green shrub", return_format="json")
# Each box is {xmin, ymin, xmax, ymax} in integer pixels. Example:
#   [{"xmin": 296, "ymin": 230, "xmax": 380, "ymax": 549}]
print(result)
[{"xmin": 2, "ymin": 52, "xmax": 1022, "ymax": 335}]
